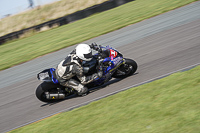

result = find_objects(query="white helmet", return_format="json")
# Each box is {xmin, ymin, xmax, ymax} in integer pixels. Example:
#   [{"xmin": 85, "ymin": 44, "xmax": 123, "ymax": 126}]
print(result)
[{"xmin": 76, "ymin": 44, "xmax": 92, "ymax": 61}]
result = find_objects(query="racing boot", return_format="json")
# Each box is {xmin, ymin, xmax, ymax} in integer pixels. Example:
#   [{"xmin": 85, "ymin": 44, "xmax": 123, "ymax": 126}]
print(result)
[
  {"xmin": 60, "ymin": 79, "xmax": 88, "ymax": 96},
  {"xmin": 77, "ymin": 86, "xmax": 88, "ymax": 96}
]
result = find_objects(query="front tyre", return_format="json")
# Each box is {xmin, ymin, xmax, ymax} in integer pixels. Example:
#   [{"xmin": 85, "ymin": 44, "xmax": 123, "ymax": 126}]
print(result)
[{"xmin": 112, "ymin": 58, "xmax": 137, "ymax": 78}]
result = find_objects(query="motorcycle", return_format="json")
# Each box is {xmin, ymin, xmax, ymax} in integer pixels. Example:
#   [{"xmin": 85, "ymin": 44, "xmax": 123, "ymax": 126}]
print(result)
[{"xmin": 35, "ymin": 45, "xmax": 137, "ymax": 103}]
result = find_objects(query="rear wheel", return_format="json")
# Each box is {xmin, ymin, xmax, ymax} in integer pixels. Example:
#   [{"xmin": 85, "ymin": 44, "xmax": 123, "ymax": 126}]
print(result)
[
  {"xmin": 112, "ymin": 58, "xmax": 137, "ymax": 78},
  {"xmin": 35, "ymin": 82, "xmax": 61, "ymax": 103}
]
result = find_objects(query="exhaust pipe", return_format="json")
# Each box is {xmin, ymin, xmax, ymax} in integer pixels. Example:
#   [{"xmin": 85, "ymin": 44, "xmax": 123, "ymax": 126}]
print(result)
[{"xmin": 46, "ymin": 93, "xmax": 65, "ymax": 99}]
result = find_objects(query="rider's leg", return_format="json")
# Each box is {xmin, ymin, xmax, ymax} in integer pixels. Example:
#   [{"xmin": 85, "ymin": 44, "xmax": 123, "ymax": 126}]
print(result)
[{"xmin": 60, "ymin": 79, "xmax": 88, "ymax": 96}]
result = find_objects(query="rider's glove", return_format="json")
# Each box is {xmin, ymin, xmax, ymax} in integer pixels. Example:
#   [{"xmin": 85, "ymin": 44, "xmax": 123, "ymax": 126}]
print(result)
[
  {"xmin": 90, "ymin": 42, "xmax": 102, "ymax": 53},
  {"xmin": 90, "ymin": 42, "xmax": 97, "ymax": 49}
]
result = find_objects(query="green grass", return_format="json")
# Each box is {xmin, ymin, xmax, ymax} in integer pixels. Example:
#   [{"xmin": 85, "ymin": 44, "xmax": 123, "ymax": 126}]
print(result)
[
  {"xmin": 9, "ymin": 65, "xmax": 200, "ymax": 133},
  {"xmin": 0, "ymin": 0, "xmax": 197, "ymax": 70}
]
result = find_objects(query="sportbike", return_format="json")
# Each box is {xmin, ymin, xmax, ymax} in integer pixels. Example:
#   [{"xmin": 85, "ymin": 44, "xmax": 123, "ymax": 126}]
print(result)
[{"xmin": 36, "ymin": 45, "xmax": 137, "ymax": 102}]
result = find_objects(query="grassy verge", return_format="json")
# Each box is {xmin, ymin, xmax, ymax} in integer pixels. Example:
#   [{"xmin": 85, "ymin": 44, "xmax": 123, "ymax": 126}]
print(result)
[
  {"xmin": 9, "ymin": 65, "xmax": 200, "ymax": 133},
  {"xmin": 0, "ymin": 0, "xmax": 197, "ymax": 70}
]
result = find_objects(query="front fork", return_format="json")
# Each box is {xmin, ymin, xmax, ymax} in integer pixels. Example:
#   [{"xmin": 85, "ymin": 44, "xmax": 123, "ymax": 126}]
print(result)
[
  {"xmin": 106, "ymin": 57, "xmax": 125, "ymax": 73},
  {"xmin": 103, "ymin": 58, "xmax": 125, "ymax": 81}
]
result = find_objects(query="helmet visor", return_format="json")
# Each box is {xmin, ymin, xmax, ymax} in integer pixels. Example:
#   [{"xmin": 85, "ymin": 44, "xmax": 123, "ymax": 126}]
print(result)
[{"xmin": 83, "ymin": 51, "xmax": 92, "ymax": 59}]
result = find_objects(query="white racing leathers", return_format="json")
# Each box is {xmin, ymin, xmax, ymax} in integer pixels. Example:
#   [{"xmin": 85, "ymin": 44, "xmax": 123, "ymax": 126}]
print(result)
[{"xmin": 55, "ymin": 52, "xmax": 102, "ymax": 95}]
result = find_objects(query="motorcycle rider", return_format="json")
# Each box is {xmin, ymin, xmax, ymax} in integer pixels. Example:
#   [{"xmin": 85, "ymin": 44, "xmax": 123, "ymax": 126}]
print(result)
[{"xmin": 55, "ymin": 43, "xmax": 103, "ymax": 96}]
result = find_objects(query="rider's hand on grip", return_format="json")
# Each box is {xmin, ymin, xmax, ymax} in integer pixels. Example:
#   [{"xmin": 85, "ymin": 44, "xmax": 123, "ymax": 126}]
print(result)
[
  {"xmin": 90, "ymin": 42, "xmax": 98, "ymax": 50},
  {"xmin": 90, "ymin": 43, "xmax": 102, "ymax": 53}
]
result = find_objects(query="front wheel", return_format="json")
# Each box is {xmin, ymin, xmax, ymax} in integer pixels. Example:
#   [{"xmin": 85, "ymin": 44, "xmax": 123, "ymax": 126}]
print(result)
[{"xmin": 112, "ymin": 58, "xmax": 137, "ymax": 78}]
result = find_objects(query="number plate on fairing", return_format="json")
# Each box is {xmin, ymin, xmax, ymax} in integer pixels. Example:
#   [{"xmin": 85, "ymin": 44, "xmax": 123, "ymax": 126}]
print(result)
[{"xmin": 109, "ymin": 49, "xmax": 118, "ymax": 58}]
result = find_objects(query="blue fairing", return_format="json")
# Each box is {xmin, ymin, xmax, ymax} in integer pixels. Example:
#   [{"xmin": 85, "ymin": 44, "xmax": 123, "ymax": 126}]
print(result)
[
  {"xmin": 90, "ymin": 46, "xmax": 124, "ymax": 85},
  {"xmin": 50, "ymin": 68, "xmax": 59, "ymax": 84},
  {"xmin": 92, "ymin": 56, "xmax": 124, "ymax": 85}
]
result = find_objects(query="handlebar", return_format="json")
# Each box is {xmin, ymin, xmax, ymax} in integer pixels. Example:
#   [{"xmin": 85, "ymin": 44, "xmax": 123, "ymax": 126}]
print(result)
[{"xmin": 90, "ymin": 42, "xmax": 102, "ymax": 53}]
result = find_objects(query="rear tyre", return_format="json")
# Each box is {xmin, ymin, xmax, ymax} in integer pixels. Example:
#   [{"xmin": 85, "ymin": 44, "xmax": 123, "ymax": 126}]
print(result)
[
  {"xmin": 35, "ymin": 82, "xmax": 60, "ymax": 103},
  {"xmin": 112, "ymin": 58, "xmax": 137, "ymax": 78}
]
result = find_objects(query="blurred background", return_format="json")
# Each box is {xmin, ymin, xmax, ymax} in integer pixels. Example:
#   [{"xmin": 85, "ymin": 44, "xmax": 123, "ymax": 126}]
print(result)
[
  {"xmin": 0, "ymin": 0, "xmax": 108, "ymax": 37},
  {"xmin": 0, "ymin": 0, "xmax": 60, "ymax": 19}
]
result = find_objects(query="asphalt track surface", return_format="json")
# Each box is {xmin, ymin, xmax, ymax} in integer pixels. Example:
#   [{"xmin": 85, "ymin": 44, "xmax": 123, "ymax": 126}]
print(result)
[{"xmin": 1, "ymin": 2, "xmax": 200, "ymax": 132}]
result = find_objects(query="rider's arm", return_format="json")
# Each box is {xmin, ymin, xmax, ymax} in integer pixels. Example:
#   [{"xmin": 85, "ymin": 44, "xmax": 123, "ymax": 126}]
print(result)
[{"xmin": 72, "ymin": 64, "xmax": 102, "ymax": 85}]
